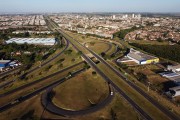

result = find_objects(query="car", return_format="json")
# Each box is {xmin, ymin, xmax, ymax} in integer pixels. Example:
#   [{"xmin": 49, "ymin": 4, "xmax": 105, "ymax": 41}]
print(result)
[{"xmin": 11, "ymin": 100, "xmax": 19, "ymax": 105}]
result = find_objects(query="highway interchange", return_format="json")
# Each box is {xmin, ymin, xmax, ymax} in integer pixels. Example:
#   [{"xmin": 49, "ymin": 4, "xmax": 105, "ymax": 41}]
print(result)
[{"xmin": 0, "ymin": 17, "xmax": 180, "ymax": 120}]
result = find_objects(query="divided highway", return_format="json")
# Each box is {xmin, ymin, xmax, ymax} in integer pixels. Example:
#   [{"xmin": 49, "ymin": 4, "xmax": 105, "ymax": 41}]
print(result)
[
  {"xmin": 0, "ymin": 66, "xmax": 22, "ymax": 79},
  {"xmin": 85, "ymin": 43, "xmax": 180, "ymax": 120},
  {"xmin": 0, "ymin": 61, "xmax": 84, "ymax": 98},
  {"xmin": 0, "ymin": 67, "xmax": 85, "ymax": 112},
  {"xmin": 0, "ymin": 39, "xmax": 69, "ymax": 90},
  {"xmin": 59, "ymin": 29, "xmax": 180, "ymax": 120},
  {"xmin": 59, "ymin": 30, "xmax": 153, "ymax": 120}
]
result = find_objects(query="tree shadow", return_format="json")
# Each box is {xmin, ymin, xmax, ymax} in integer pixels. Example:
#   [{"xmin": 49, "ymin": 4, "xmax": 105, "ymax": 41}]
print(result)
[{"xmin": 162, "ymin": 81, "xmax": 178, "ymax": 92}]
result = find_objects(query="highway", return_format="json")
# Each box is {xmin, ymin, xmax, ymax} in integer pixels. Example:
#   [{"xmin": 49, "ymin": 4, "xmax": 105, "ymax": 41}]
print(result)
[
  {"xmin": 0, "ymin": 39, "xmax": 69, "ymax": 90},
  {"xmin": 0, "ymin": 67, "xmax": 85, "ymax": 112},
  {"xmin": 0, "ymin": 66, "xmax": 22, "ymax": 79},
  {"xmin": 1, "ymin": 17, "xmax": 178, "ymax": 120},
  {"xmin": 0, "ymin": 61, "xmax": 85, "ymax": 98},
  {"xmin": 61, "ymin": 30, "xmax": 180, "ymax": 120},
  {"xmin": 0, "ymin": 35, "xmax": 116, "ymax": 117},
  {"xmin": 0, "ymin": 65, "xmax": 114, "ymax": 115},
  {"xmin": 86, "ymin": 47, "xmax": 180, "ymax": 120},
  {"xmin": 59, "ymin": 29, "xmax": 153, "ymax": 120}
]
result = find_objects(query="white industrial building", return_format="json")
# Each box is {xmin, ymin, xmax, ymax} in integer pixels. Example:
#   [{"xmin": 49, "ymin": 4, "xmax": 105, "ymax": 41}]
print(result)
[
  {"xmin": 6, "ymin": 38, "xmax": 56, "ymax": 46},
  {"xmin": 167, "ymin": 65, "xmax": 180, "ymax": 73},
  {"xmin": 168, "ymin": 86, "xmax": 180, "ymax": 97},
  {"xmin": 126, "ymin": 48, "xmax": 159, "ymax": 65}
]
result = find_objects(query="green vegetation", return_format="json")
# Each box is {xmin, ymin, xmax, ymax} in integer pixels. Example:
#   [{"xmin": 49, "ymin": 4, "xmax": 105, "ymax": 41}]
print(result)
[
  {"xmin": 0, "ymin": 29, "xmax": 63, "ymax": 65},
  {"xmin": 129, "ymin": 43, "xmax": 180, "ymax": 63},
  {"xmin": 113, "ymin": 26, "xmax": 139, "ymax": 39},
  {"xmin": 64, "ymin": 49, "xmax": 73, "ymax": 55},
  {"xmin": 0, "ymin": 42, "xmax": 56, "ymax": 64}
]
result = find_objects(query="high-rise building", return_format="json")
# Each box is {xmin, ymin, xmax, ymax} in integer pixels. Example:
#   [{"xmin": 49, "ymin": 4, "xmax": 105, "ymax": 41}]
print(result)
[
  {"xmin": 132, "ymin": 14, "xmax": 135, "ymax": 18},
  {"xmin": 112, "ymin": 15, "xmax": 116, "ymax": 20}
]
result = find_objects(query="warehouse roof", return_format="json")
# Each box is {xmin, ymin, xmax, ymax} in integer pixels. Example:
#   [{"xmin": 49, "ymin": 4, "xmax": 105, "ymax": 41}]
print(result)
[
  {"xmin": 0, "ymin": 60, "xmax": 11, "ymax": 64},
  {"xmin": 169, "ymin": 86, "xmax": 180, "ymax": 91},
  {"xmin": 168, "ymin": 65, "xmax": 180, "ymax": 70},
  {"xmin": 127, "ymin": 48, "xmax": 158, "ymax": 61},
  {"xmin": 6, "ymin": 38, "xmax": 56, "ymax": 45}
]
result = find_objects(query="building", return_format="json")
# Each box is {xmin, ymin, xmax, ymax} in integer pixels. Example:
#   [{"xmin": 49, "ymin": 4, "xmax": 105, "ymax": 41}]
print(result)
[
  {"xmin": 0, "ymin": 60, "xmax": 11, "ymax": 68},
  {"xmin": 167, "ymin": 65, "xmax": 180, "ymax": 73},
  {"xmin": 0, "ymin": 60, "xmax": 11, "ymax": 71},
  {"xmin": 127, "ymin": 48, "xmax": 159, "ymax": 65},
  {"xmin": 168, "ymin": 86, "xmax": 180, "ymax": 97},
  {"xmin": 6, "ymin": 38, "xmax": 56, "ymax": 46},
  {"xmin": 161, "ymin": 72, "xmax": 180, "ymax": 78}
]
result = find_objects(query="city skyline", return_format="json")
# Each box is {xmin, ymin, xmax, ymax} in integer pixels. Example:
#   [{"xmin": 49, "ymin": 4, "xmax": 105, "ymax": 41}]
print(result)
[{"xmin": 0, "ymin": 0, "xmax": 180, "ymax": 13}]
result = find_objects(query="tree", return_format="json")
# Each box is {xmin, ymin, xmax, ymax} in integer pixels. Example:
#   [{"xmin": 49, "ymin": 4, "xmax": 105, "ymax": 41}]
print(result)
[
  {"xmin": 157, "ymin": 37, "xmax": 163, "ymax": 42},
  {"xmin": 113, "ymin": 26, "xmax": 139, "ymax": 39},
  {"xmin": 90, "ymin": 42, "xmax": 95, "ymax": 46},
  {"xmin": 71, "ymin": 58, "xmax": 75, "ymax": 62},
  {"xmin": 77, "ymin": 51, "xmax": 83, "ymax": 56},
  {"xmin": 129, "ymin": 43, "xmax": 180, "ymax": 63},
  {"xmin": 24, "ymin": 32, "xmax": 30, "ymax": 37},
  {"xmin": 35, "ymin": 54, "xmax": 43, "ymax": 62},
  {"xmin": 110, "ymin": 109, "xmax": 117, "ymax": 120},
  {"xmin": 92, "ymin": 71, "xmax": 97, "ymax": 75},
  {"xmin": 101, "ymin": 52, "xmax": 106, "ymax": 57},
  {"xmin": 64, "ymin": 49, "xmax": 73, "ymax": 55}
]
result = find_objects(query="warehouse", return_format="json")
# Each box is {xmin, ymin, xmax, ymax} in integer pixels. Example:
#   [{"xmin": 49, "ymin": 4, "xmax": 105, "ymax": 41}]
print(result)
[
  {"xmin": 0, "ymin": 60, "xmax": 11, "ymax": 71},
  {"xmin": 168, "ymin": 86, "xmax": 180, "ymax": 97},
  {"xmin": 6, "ymin": 38, "xmax": 56, "ymax": 46},
  {"xmin": 127, "ymin": 48, "xmax": 159, "ymax": 65},
  {"xmin": 167, "ymin": 65, "xmax": 180, "ymax": 73},
  {"xmin": 0, "ymin": 60, "xmax": 11, "ymax": 68}
]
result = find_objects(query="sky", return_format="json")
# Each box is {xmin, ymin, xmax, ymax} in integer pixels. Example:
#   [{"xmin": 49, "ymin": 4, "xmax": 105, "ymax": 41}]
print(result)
[{"xmin": 0, "ymin": 0, "xmax": 180, "ymax": 13}]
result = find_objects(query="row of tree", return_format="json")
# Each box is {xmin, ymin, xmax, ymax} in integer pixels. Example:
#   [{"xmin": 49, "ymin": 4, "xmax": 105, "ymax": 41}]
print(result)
[{"xmin": 113, "ymin": 26, "xmax": 140, "ymax": 39}]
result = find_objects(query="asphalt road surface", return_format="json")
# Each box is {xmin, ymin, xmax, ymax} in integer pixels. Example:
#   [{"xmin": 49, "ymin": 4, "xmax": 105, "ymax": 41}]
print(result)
[
  {"xmin": 62, "ymin": 30, "xmax": 179, "ymax": 120},
  {"xmin": 88, "ymin": 49, "xmax": 180, "ymax": 120},
  {"xmin": 0, "ymin": 61, "xmax": 85, "ymax": 98},
  {"xmin": 59, "ymin": 30, "xmax": 153, "ymax": 120},
  {"xmin": 0, "ymin": 67, "xmax": 86, "ymax": 112},
  {"xmin": 41, "ymin": 83, "xmax": 114, "ymax": 116},
  {"xmin": 0, "ymin": 39, "xmax": 69, "ymax": 90},
  {"xmin": 73, "ymin": 35, "xmax": 180, "ymax": 120},
  {"xmin": 0, "ymin": 66, "xmax": 22, "ymax": 79}
]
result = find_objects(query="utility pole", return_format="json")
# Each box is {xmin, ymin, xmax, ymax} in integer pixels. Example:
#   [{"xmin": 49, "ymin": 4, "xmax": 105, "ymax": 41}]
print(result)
[{"xmin": 147, "ymin": 81, "xmax": 151, "ymax": 92}]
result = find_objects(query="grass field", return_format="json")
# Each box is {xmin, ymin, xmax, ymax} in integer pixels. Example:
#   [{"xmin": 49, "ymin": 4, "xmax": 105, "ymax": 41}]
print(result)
[
  {"xmin": 63, "ymin": 31, "xmax": 179, "ymax": 119},
  {"xmin": 0, "ymin": 47, "xmax": 65, "ymax": 88},
  {"xmin": 65, "ymin": 31, "xmax": 118, "ymax": 55},
  {"xmin": 85, "ymin": 42, "xmax": 111, "ymax": 54},
  {"xmin": 0, "ymin": 92, "xmax": 141, "ymax": 120},
  {"xmin": 108, "ymin": 60, "xmax": 180, "ymax": 117},
  {"xmin": 128, "ymin": 64, "xmax": 169, "ymax": 84},
  {"xmin": 0, "ymin": 44, "xmax": 83, "ymax": 94},
  {"xmin": 0, "ymin": 62, "xmax": 85, "ymax": 106},
  {"xmin": 74, "ymin": 94, "xmax": 140, "ymax": 120},
  {"xmin": 52, "ymin": 69, "xmax": 109, "ymax": 110},
  {"xmin": 97, "ymin": 62, "xmax": 173, "ymax": 120}
]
